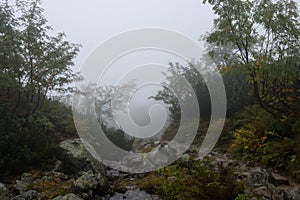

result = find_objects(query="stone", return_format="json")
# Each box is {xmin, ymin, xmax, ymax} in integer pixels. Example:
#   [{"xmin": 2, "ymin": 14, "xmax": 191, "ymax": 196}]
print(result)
[
  {"xmin": 14, "ymin": 173, "xmax": 33, "ymax": 193},
  {"xmin": 110, "ymin": 190, "xmax": 162, "ymax": 200},
  {"xmin": 253, "ymin": 186, "xmax": 271, "ymax": 199},
  {"xmin": 74, "ymin": 170, "xmax": 98, "ymax": 191},
  {"xmin": 74, "ymin": 170, "xmax": 109, "ymax": 194},
  {"xmin": 43, "ymin": 171, "xmax": 69, "ymax": 181},
  {"xmin": 57, "ymin": 138, "xmax": 106, "ymax": 175},
  {"xmin": 0, "ymin": 183, "xmax": 12, "ymax": 200},
  {"xmin": 282, "ymin": 187, "xmax": 300, "ymax": 200},
  {"xmin": 269, "ymin": 172, "xmax": 289, "ymax": 186},
  {"xmin": 167, "ymin": 176, "xmax": 177, "ymax": 182},
  {"xmin": 52, "ymin": 193, "xmax": 83, "ymax": 200},
  {"xmin": 249, "ymin": 168, "xmax": 269, "ymax": 186},
  {"xmin": 11, "ymin": 190, "xmax": 40, "ymax": 200}
]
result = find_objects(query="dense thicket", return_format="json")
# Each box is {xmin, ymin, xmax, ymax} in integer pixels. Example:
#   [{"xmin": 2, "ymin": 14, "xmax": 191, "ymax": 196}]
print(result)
[{"xmin": 0, "ymin": 0, "xmax": 79, "ymax": 176}]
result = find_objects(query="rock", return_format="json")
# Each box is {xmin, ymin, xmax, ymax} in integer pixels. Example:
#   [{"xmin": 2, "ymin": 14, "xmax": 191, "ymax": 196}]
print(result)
[
  {"xmin": 57, "ymin": 138, "xmax": 106, "ymax": 175},
  {"xmin": 43, "ymin": 171, "xmax": 69, "ymax": 181},
  {"xmin": 11, "ymin": 190, "xmax": 39, "ymax": 200},
  {"xmin": 253, "ymin": 186, "xmax": 271, "ymax": 199},
  {"xmin": 248, "ymin": 168, "xmax": 269, "ymax": 186},
  {"xmin": 74, "ymin": 170, "xmax": 98, "ymax": 191},
  {"xmin": 14, "ymin": 173, "xmax": 33, "ymax": 193},
  {"xmin": 269, "ymin": 172, "xmax": 289, "ymax": 186},
  {"xmin": 52, "ymin": 160, "xmax": 64, "ymax": 172},
  {"xmin": 167, "ymin": 176, "xmax": 177, "ymax": 182},
  {"xmin": 281, "ymin": 187, "xmax": 300, "ymax": 200},
  {"xmin": 74, "ymin": 170, "xmax": 109, "ymax": 194},
  {"xmin": 110, "ymin": 190, "xmax": 162, "ymax": 200},
  {"xmin": 52, "ymin": 193, "xmax": 83, "ymax": 200},
  {"xmin": 107, "ymin": 170, "xmax": 120, "ymax": 177},
  {"xmin": 178, "ymin": 153, "xmax": 191, "ymax": 167},
  {"xmin": 0, "ymin": 183, "xmax": 12, "ymax": 200}
]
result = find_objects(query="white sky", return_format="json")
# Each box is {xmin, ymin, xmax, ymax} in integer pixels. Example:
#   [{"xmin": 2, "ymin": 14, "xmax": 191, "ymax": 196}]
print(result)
[
  {"xmin": 41, "ymin": 0, "xmax": 217, "ymax": 129},
  {"xmin": 41, "ymin": 0, "xmax": 216, "ymax": 71}
]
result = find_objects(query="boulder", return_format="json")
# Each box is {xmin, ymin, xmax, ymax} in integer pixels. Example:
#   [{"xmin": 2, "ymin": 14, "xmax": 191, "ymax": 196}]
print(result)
[
  {"xmin": 57, "ymin": 138, "xmax": 106, "ymax": 175},
  {"xmin": 74, "ymin": 170, "xmax": 109, "ymax": 194},
  {"xmin": 52, "ymin": 193, "xmax": 83, "ymax": 200},
  {"xmin": 11, "ymin": 190, "xmax": 40, "ymax": 200},
  {"xmin": 74, "ymin": 170, "xmax": 98, "ymax": 191}
]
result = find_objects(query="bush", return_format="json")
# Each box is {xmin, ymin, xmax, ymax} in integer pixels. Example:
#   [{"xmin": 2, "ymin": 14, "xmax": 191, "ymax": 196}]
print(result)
[
  {"xmin": 0, "ymin": 113, "xmax": 57, "ymax": 176},
  {"xmin": 115, "ymin": 158, "xmax": 245, "ymax": 200},
  {"xmin": 230, "ymin": 105, "xmax": 300, "ymax": 181},
  {"xmin": 0, "ymin": 100, "xmax": 77, "ymax": 177}
]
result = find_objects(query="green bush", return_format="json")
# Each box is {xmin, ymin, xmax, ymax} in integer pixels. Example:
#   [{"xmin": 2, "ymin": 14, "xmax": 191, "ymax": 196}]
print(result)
[
  {"xmin": 230, "ymin": 106, "xmax": 300, "ymax": 181},
  {"xmin": 0, "ymin": 113, "xmax": 57, "ymax": 176},
  {"xmin": 116, "ymin": 158, "xmax": 245, "ymax": 200},
  {"xmin": 235, "ymin": 193, "xmax": 250, "ymax": 200}
]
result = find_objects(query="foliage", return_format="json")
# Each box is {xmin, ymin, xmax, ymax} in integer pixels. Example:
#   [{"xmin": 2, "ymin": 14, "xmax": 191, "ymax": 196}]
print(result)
[
  {"xmin": 0, "ymin": 112, "xmax": 57, "ymax": 175},
  {"xmin": 152, "ymin": 62, "xmax": 211, "ymax": 123},
  {"xmin": 115, "ymin": 158, "xmax": 245, "ymax": 200},
  {"xmin": 235, "ymin": 193, "xmax": 250, "ymax": 200},
  {"xmin": 230, "ymin": 105, "xmax": 300, "ymax": 180},
  {"xmin": 204, "ymin": 0, "xmax": 300, "ymax": 118},
  {"xmin": 0, "ymin": 0, "xmax": 80, "ymax": 177}
]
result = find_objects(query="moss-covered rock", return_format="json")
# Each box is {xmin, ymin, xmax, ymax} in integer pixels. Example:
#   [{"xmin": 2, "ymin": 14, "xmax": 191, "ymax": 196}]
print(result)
[{"xmin": 57, "ymin": 139, "xmax": 106, "ymax": 175}]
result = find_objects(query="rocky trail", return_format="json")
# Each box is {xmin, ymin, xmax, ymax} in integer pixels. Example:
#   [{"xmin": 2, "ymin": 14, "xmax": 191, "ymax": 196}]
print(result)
[{"xmin": 1, "ymin": 138, "xmax": 300, "ymax": 200}]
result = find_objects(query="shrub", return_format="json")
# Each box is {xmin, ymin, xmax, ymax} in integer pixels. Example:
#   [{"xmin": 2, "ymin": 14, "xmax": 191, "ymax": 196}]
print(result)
[{"xmin": 115, "ymin": 158, "xmax": 245, "ymax": 200}]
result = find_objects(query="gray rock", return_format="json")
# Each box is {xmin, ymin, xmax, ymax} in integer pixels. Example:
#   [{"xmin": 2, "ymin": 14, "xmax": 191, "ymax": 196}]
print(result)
[
  {"xmin": 11, "ymin": 190, "xmax": 39, "ymax": 200},
  {"xmin": 74, "ymin": 170, "xmax": 109, "ymax": 194},
  {"xmin": 43, "ymin": 171, "xmax": 69, "ymax": 181},
  {"xmin": 14, "ymin": 173, "xmax": 33, "ymax": 193},
  {"xmin": 74, "ymin": 170, "xmax": 98, "ymax": 191},
  {"xmin": 57, "ymin": 138, "xmax": 106, "ymax": 175},
  {"xmin": 107, "ymin": 170, "xmax": 120, "ymax": 177},
  {"xmin": 167, "ymin": 176, "xmax": 177, "ymax": 182},
  {"xmin": 281, "ymin": 187, "xmax": 300, "ymax": 200},
  {"xmin": 0, "ymin": 183, "xmax": 12, "ymax": 200},
  {"xmin": 52, "ymin": 193, "xmax": 83, "ymax": 200},
  {"xmin": 249, "ymin": 168, "xmax": 269, "ymax": 186},
  {"xmin": 110, "ymin": 190, "xmax": 162, "ymax": 200},
  {"xmin": 253, "ymin": 186, "xmax": 271, "ymax": 199},
  {"xmin": 269, "ymin": 172, "xmax": 289, "ymax": 186}
]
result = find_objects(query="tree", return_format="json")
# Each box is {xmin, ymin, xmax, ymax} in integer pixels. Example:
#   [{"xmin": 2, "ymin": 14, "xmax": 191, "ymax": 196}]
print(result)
[
  {"xmin": 203, "ymin": 0, "xmax": 300, "ymax": 118},
  {"xmin": 0, "ymin": 0, "xmax": 81, "ymax": 175},
  {"xmin": 0, "ymin": 0, "xmax": 81, "ymax": 119}
]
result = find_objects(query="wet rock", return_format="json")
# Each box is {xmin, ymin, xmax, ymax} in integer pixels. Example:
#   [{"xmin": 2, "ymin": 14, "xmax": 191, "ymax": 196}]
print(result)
[
  {"xmin": 11, "ymin": 190, "xmax": 39, "ymax": 200},
  {"xmin": 269, "ymin": 173, "xmax": 289, "ymax": 186},
  {"xmin": 0, "ymin": 182, "xmax": 12, "ymax": 200},
  {"xmin": 107, "ymin": 170, "xmax": 120, "ymax": 177},
  {"xmin": 43, "ymin": 171, "xmax": 69, "ymax": 181},
  {"xmin": 253, "ymin": 186, "xmax": 271, "ymax": 199},
  {"xmin": 110, "ymin": 190, "xmax": 162, "ymax": 200},
  {"xmin": 167, "ymin": 176, "xmax": 177, "ymax": 182},
  {"xmin": 248, "ymin": 168, "xmax": 269, "ymax": 186},
  {"xmin": 178, "ymin": 153, "xmax": 192, "ymax": 168},
  {"xmin": 74, "ymin": 170, "xmax": 98, "ymax": 191},
  {"xmin": 14, "ymin": 173, "xmax": 33, "ymax": 193},
  {"xmin": 74, "ymin": 170, "xmax": 109, "ymax": 194},
  {"xmin": 280, "ymin": 187, "xmax": 300, "ymax": 200},
  {"xmin": 52, "ymin": 193, "xmax": 83, "ymax": 200},
  {"xmin": 57, "ymin": 138, "xmax": 106, "ymax": 175}
]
